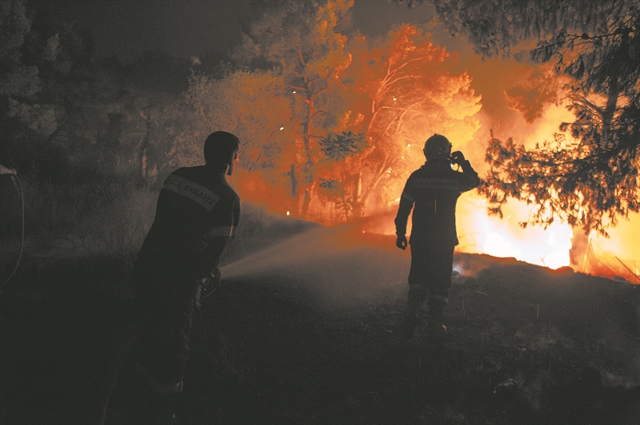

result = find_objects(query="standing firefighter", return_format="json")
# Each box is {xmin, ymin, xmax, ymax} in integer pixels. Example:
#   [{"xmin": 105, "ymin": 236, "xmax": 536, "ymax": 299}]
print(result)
[
  {"xmin": 133, "ymin": 131, "xmax": 240, "ymax": 423},
  {"xmin": 395, "ymin": 134, "xmax": 480, "ymax": 340}
]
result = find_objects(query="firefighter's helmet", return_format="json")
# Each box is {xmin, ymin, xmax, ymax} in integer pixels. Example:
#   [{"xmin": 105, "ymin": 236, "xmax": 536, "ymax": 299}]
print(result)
[{"xmin": 423, "ymin": 134, "xmax": 451, "ymax": 161}]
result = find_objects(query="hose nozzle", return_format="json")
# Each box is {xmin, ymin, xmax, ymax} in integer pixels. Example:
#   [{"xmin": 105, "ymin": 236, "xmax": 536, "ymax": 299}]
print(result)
[{"xmin": 0, "ymin": 165, "xmax": 17, "ymax": 176}]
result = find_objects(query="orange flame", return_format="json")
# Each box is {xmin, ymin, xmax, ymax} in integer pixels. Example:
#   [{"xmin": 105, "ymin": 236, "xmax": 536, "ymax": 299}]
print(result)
[{"xmin": 229, "ymin": 46, "xmax": 638, "ymax": 282}]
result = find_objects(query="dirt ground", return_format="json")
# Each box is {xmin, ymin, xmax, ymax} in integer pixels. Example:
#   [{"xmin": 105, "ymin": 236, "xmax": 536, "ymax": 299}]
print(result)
[{"xmin": 1, "ymin": 228, "xmax": 639, "ymax": 424}]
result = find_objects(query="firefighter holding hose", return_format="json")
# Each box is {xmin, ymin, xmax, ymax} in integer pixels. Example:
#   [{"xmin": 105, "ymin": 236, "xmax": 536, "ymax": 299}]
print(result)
[
  {"xmin": 394, "ymin": 134, "xmax": 480, "ymax": 340},
  {"xmin": 132, "ymin": 131, "xmax": 240, "ymax": 423}
]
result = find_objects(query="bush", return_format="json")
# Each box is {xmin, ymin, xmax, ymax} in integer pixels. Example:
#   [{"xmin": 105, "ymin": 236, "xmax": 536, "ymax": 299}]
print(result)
[
  {"xmin": 0, "ymin": 175, "xmax": 316, "ymax": 281},
  {"xmin": 0, "ymin": 176, "xmax": 155, "ymax": 262}
]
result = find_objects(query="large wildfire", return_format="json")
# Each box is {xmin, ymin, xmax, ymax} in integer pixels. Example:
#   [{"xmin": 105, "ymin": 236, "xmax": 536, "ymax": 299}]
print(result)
[
  {"xmin": 232, "ymin": 95, "xmax": 639, "ymax": 282},
  {"xmin": 197, "ymin": 5, "xmax": 639, "ymax": 283}
]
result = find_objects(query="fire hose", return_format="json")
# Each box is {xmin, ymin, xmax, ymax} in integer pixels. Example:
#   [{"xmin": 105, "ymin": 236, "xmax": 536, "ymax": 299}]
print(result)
[{"xmin": 0, "ymin": 165, "xmax": 24, "ymax": 291}]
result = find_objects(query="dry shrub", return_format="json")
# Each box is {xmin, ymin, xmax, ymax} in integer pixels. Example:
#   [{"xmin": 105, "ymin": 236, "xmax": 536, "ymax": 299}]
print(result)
[{"xmin": 1, "ymin": 175, "xmax": 314, "ymax": 273}]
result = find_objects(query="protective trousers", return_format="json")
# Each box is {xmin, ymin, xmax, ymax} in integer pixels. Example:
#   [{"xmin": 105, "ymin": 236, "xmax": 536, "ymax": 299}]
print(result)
[{"xmin": 406, "ymin": 243, "xmax": 455, "ymax": 326}]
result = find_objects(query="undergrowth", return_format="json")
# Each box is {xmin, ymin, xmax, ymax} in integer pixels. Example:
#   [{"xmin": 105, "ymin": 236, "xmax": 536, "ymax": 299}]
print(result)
[{"xmin": 0, "ymin": 175, "xmax": 306, "ymax": 284}]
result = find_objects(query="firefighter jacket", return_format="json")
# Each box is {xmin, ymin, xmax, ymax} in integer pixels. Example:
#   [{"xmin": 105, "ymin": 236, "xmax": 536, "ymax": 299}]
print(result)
[
  {"xmin": 136, "ymin": 164, "xmax": 240, "ymax": 283},
  {"xmin": 394, "ymin": 159, "xmax": 480, "ymax": 247}
]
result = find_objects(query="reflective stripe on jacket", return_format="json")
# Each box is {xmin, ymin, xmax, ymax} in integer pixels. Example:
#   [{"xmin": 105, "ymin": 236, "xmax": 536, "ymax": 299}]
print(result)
[{"xmin": 136, "ymin": 164, "xmax": 240, "ymax": 280}]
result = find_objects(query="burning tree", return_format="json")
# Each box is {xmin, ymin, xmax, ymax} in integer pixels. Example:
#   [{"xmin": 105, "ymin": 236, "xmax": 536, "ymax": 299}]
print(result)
[
  {"xmin": 317, "ymin": 131, "xmax": 368, "ymax": 222},
  {"xmin": 184, "ymin": 1, "xmax": 480, "ymax": 222},
  {"xmin": 344, "ymin": 24, "xmax": 481, "ymax": 213},
  {"xmin": 233, "ymin": 0, "xmax": 354, "ymax": 218},
  {"xmin": 182, "ymin": 67, "xmax": 302, "ymax": 209},
  {"xmin": 399, "ymin": 0, "xmax": 640, "ymax": 236}
]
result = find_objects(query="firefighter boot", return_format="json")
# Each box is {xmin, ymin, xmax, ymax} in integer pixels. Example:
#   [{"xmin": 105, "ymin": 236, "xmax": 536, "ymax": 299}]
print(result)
[
  {"xmin": 399, "ymin": 286, "xmax": 427, "ymax": 340},
  {"xmin": 426, "ymin": 296, "xmax": 447, "ymax": 340}
]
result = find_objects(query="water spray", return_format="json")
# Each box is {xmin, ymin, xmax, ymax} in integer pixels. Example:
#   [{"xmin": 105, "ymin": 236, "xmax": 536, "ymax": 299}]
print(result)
[{"xmin": 1, "ymin": 165, "xmax": 25, "ymax": 291}]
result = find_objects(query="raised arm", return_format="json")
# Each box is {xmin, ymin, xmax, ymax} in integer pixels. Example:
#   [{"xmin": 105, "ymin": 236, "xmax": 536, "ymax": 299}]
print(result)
[{"xmin": 451, "ymin": 151, "xmax": 480, "ymax": 192}]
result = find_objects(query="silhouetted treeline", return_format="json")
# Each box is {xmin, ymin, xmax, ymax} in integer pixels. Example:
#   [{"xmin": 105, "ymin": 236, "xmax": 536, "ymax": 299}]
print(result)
[{"xmin": 0, "ymin": 0, "xmax": 235, "ymax": 185}]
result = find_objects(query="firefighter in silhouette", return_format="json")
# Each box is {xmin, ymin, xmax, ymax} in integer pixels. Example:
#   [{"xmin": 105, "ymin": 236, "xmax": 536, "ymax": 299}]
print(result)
[
  {"xmin": 132, "ymin": 131, "xmax": 240, "ymax": 423},
  {"xmin": 394, "ymin": 134, "xmax": 480, "ymax": 340}
]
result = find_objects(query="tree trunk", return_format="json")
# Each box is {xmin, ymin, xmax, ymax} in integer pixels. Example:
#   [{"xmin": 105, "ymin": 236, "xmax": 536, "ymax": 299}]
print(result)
[
  {"xmin": 352, "ymin": 171, "xmax": 364, "ymax": 218},
  {"xmin": 360, "ymin": 155, "xmax": 396, "ymax": 210},
  {"xmin": 299, "ymin": 96, "xmax": 315, "ymax": 219},
  {"xmin": 289, "ymin": 163, "xmax": 298, "ymax": 197},
  {"xmin": 300, "ymin": 177, "xmax": 315, "ymax": 219}
]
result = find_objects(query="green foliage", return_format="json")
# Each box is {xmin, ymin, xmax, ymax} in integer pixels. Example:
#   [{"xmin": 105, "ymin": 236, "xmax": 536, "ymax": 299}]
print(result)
[
  {"xmin": 319, "ymin": 131, "xmax": 367, "ymax": 161},
  {"xmin": 0, "ymin": 0, "xmax": 46, "ymax": 152},
  {"xmin": 0, "ymin": 0, "xmax": 38, "ymax": 98},
  {"xmin": 0, "ymin": 0, "xmax": 193, "ymax": 185},
  {"xmin": 480, "ymin": 130, "xmax": 639, "ymax": 235}
]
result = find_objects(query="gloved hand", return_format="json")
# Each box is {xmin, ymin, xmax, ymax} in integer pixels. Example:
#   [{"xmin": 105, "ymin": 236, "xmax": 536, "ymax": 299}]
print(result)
[
  {"xmin": 450, "ymin": 151, "xmax": 465, "ymax": 165},
  {"xmin": 396, "ymin": 235, "xmax": 408, "ymax": 250}
]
